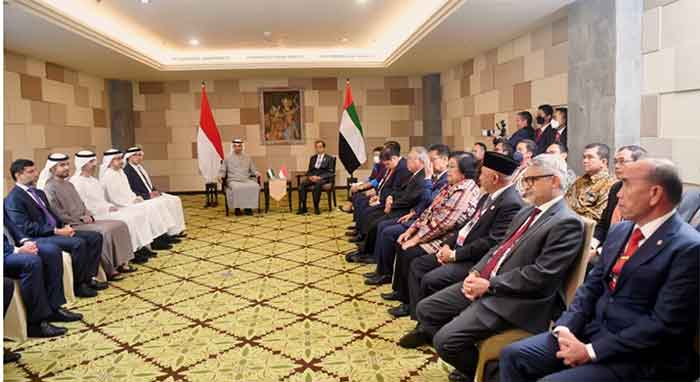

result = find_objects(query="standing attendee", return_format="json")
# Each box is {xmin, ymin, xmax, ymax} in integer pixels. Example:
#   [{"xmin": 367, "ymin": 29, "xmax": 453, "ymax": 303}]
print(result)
[
  {"xmin": 679, "ymin": 189, "xmax": 700, "ymax": 231},
  {"xmin": 218, "ymin": 139, "xmax": 260, "ymax": 216},
  {"xmin": 472, "ymin": 142, "xmax": 487, "ymax": 162},
  {"xmin": 508, "ymin": 111, "xmax": 536, "ymax": 148},
  {"xmin": 534, "ymin": 104, "xmax": 554, "ymax": 154},
  {"xmin": 403, "ymin": 152, "xmax": 524, "ymax": 319},
  {"xmin": 5, "ymin": 158, "xmax": 104, "ymax": 298},
  {"xmin": 71, "ymin": 150, "xmax": 161, "ymax": 262},
  {"xmin": 540, "ymin": 107, "xmax": 568, "ymax": 151},
  {"xmin": 501, "ymin": 158, "xmax": 700, "ymax": 382},
  {"xmin": 565, "ymin": 143, "xmax": 616, "ymax": 225},
  {"xmin": 400, "ymin": 154, "xmax": 583, "ymax": 382},
  {"xmin": 43, "ymin": 154, "xmax": 135, "ymax": 280},
  {"xmin": 4, "ymin": 216, "xmax": 81, "ymax": 338},
  {"xmin": 123, "ymin": 146, "xmax": 186, "ymax": 236},
  {"xmin": 298, "ymin": 140, "xmax": 335, "ymax": 215},
  {"xmin": 545, "ymin": 142, "xmax": 577, "ymax": 187}
]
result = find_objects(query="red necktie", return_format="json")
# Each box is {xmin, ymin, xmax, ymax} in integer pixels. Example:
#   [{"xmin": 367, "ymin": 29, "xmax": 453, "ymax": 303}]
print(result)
[
  {"xmin": 480, "ymin": 207, "xmax": 541, "ymax": 279},
  {"xmin": 535, "ymin": 129, "xmax": 543, "ymax": 140},
  {"xmin": 555, "ymin": 131, "xmax": 561, "ymax": 141},
  {"xmin": 608, "ymin": 228, "xmax": 644, "ymax": 290}
]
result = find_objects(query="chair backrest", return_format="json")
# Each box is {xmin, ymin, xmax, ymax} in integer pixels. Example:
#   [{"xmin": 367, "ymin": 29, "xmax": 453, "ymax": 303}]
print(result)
[{"xmin": 564, "ymin": 218, "xmax": 596, "ymax": 305}]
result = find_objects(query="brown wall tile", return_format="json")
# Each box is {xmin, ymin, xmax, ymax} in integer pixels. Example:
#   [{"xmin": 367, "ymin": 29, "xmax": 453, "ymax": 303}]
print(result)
[
  {"xmin": 479, "ymin": 67, "xmax": 495, "ymax": 93},
  {"xmin": 311, "ymin": 78, "xmax": 338, "ymax": 90},
  {"xmin": 214, "ymin": 79, "xmax": 239, "ymax": 93},
  {"xmin": 133, "ymin": 111, "xmax": 142, "ymax": 129},
  {"xmin": 513, "ymin": 82, "xmax": 532, "ymax": 110},
  {"xmin": 552, "ymin": 17, "xmax": 568, "ymax": 45},
  {"xmin": 45, "ymin": 126, "xmax": 91, "ymax": 147},
  {"xmin": 218, "ymin": 92, "xmax": 242, "ymax": 108},
  {"xmin": 305, "ymin": 106, "xmax": 315, "ymax": 123},
  {"xmin": 641, "ymin": 95, "xmax": 658, "ymax": 137},
  {"xmin": 485, "ymin": 49, "xmax": 498, "ymax": 67},
  {"xmin": 544, "ymin": 42, "xmax": 568, "ymax": 76},
  {"xmin": 463, "ymin": 96, "xmax": 475, "ymax": 116},
  {"xmin": 45, "ymin": 63, "xmax": 64, "ymax": 83},
  {"xmin": 460, "ymin": 78, "xmax": 471, "ymax": 97},
  {"xmin": 20, "ymin": 74, "xmax": 43, "ymax": 101},
  {"xmin": 318, "ymin": 90, "xmax": 341, "ymax": 106},
  {"xmin": 49, "ymin": 103, "xmax": 66, "ymax": 126},
  {"xmin": 139, "ymin": 111, "xmax": 166, "ymax": 129},
  {"xmin": 145, "ymin": 94, "xmax": 170, "ymax": 111},
  {"xmin": 462, "ymin": 59, "xmax": 475, "ymax": 78},
  {"xmin": 242, "ymin": 92, "xmax": 260, "ymax": 108},
  {"xmin": 366, "ymin": 90, "xmax": 389, "ymax": 106},
  {"xmin": 499, "ymin": 86, "xmax": 515, "ymax": 112},
  {"xmin": 139, "ymin": 81, "xmax": 165, "ymax": 95},
  {"xmin": 390, "ymin": 89, "xmax": 415, "ymax": 105},
  {"xmin": 240, "ymin": 108, "xmax": 260, "ymax": 124},
  {"xmin": 531, "ymin": 25, "xmax": 552, "ymax": 51},
  {"xmin": 385, "ymin": 76, "xmax": 409, "ymax": 89},
  {"xmin": 495, "ymin": 57, "xmax": 524, "ymax": 89},
  {"xmin": 191, "ymin": 142, "xmax": 198, "ymax": 159},
  {"xmin": 409, "ymin": 135, "xmax": 426, "ymax": 148},
  {"xmin": 30, "ymin": 101, "xmax": 49, "ymax": 124},
  {"xmin": 63, "ymin": 69, "xmax": 78, "ymax": 85},
  {"xmin": 219, "ymin": 125, "xmax": 247, "ymax": 141},
  {"xmin": 151, "ymin": 176, "xmax": 170, "ymax": 191},
  {"xmin": 319, "ymin": 122, "xmax": 338, "ymax": 140},
  {"xmin": 288, "ymin": 78, "xmax": 313, "ymax": 89},
  {"xmin": 5, "ymin": 51, "xmax": 27, "ymax": 73},
  {"xmin": 135, "ymin": 128, "xmax": 172, "ymax": 143},
  {"xmin": 165, "ymin": 81, "xmax": 190, "ymax": 93},
  {"xmin": 391, "ymin": 120, "xmax": 412, "ymax": 137},
  {"xmin": 140, "ymin": 143, "xmax": 168, "ymax": 159},
  {"xmin": 75, "ymin": 86, "xmax": 89, "ymax": 107},
  {"xmin": 480, "ymin": 113, "xmax": 495, "ymax": 132},
  {"xmin": 93, "ymin": 108, "xmax": 106, "ymax": 127}
]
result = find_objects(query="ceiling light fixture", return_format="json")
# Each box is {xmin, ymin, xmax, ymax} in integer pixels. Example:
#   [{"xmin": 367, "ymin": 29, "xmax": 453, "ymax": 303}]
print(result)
[
  {"xmin": 356, "ymin": 0, "xmax": 368, "ymax": 4},
  {"xmin": 140, "ymin": 0, "xmax": 150, "ymax": 4},
  {"xmin": 341, "ymin": 37, "xmax": 349, "ymax": 43},
  {"xmin": 188, "ymin": 38, "xmax": 200, "ymax": 46}
]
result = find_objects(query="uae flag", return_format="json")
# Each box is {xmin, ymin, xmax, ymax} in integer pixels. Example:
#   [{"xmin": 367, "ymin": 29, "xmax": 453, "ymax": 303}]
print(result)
[
  {"xmin": 338, "ymin": 80, "xmax": 366, "ymax": 174},
  {"xmin": 197, "ymin": 83, "xmax": 224, "ymax": 183}
]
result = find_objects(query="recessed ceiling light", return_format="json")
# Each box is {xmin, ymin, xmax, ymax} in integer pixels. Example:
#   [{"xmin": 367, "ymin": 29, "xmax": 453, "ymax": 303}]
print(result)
[
  {"xmin": 356, "ymin": 0, "xmax": 368, "ymax": 4},
  {"xmin": 140, "ymin": 0, "xmax": 150, "ymax": 4},
  {"xmin": 188, "ymin": 38, "xmax": 200, "ymax": 46},
  {"xmin": 341, "ymin": 37, "xmax": 349, "ymax": 43}
]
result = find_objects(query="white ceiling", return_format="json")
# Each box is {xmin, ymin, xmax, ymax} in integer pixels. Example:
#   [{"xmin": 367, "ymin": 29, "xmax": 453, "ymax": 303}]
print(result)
[{"xmin": 3, "ymin": 0, "xmax": 571, "ymax": 79}]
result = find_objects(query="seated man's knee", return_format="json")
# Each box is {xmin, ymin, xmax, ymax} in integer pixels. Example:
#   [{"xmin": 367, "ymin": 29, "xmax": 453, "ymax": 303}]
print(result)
[
  {"xmin": 432, "ymin": 328, "xmax": 460, "ymax": 359},
  {"xmin": 23, "ymin": 255, "xmax": 43, "ymax": 272}
]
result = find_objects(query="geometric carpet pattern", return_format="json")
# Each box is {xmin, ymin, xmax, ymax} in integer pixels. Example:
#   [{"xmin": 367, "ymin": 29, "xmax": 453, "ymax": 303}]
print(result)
[{"xmin": 4, "ymin": 193, "xmax": 454, "ymax": 381}]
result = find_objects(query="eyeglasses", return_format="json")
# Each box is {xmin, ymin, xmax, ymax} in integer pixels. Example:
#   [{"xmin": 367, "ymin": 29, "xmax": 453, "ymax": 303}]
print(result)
[{"xmin": 521, "ymin": 174, "xmax": 554, "ymax": 187}]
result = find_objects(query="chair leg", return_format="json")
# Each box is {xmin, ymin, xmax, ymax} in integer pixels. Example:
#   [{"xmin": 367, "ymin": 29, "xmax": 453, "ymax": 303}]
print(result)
[
  {"xmin": 327, "ymin": 191, "xmax": 332, "ymax": 212},
  {"xmin": 333, "ymin": 189, "xmax": 337, "ymax": 207},
  {"xmin": 224, "ymin": 192, "xmax": 229, "ymax": 216}
]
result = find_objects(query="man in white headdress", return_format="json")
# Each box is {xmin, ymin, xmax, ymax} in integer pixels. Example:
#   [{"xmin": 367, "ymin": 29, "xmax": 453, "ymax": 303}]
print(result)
[
  {"xmin": 42, "ymin": 154, "xmax": 136, "ymax": 280},
  {"xmin": 99, "ymin": 149, "xmax": 176, "ymax": 250},
  {"xmin": 218, "ymin": 139, "xmax": 260, "ymax": 216},
  {"xmin": 123, "ymin": 146, "xmax": 186, "ymax": 236},
  {"xmin": 70, "ymin": 150, "xmax": 162, "ymax": 263}
]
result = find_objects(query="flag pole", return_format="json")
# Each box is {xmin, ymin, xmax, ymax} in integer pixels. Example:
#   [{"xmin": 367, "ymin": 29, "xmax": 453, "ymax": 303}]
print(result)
[
  {"xmin": 201, "ymin": 80, "xmax": 218, "ymax": 208},
  {"xmin": 344, "ymin": 78, "xmax": 356, "ymax": 192}
]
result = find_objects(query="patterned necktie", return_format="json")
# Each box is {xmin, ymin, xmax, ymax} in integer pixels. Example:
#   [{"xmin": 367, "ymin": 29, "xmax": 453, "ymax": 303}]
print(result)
[
  {"xmin": 480, "ymin": 207, "xmax": 541, "ymax": 279},
  {"xmin": 457, "ymin": 194, "xmax": 490, "ymax": 246},
  {"xmin": 27, "ymin": 187, "xmax": 57, "ymax": 228},
  {"xmin": 609, "ymin": 228, "xmax": 644, "ymax": 290}
]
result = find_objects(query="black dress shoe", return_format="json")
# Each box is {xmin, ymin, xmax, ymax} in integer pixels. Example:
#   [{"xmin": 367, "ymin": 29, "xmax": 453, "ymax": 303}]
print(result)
[
  {"xmin": 363, "ymin": 271, "xmax": 378, "ymax": 278},
  {"xmin": 174, "ymin": 232, "xmax": 187, "ymax": 238},
  {"xmin": 314, "ymin": 208, "xmax": 321, "ymax": 215},
  {"xmin": 344, "ymin": 251, "xmax": 363, "ymax": 263},
  {"xmin": 346, "ymin": 225, "xmax": 356, "ymax": 230},
  {"xmin": 167, "ymin": 236, "xmax": 182, "ymax": 244},
  {"xmin": 344, "ymin": 230, "xmax": 358, "ymax": 237},
  {"xmin": 348, "ymin": 235, "xmax": 365, "ymax": 243},
  {"xmin": 90, "ymin": 279, "xmax": 109, "ymax": 290},
  {"xmin": 151, "ymin": 241, "xmax": 172, "ymax": 250},
  {"xmin": 448, "ymin": 369, "xmax": 470, "ymax": 382},
  {"xmin": 244, "ymin": 208, "xmax": 254, "ymax": 216},
  {"xmin": 357, "ymin": 254, "xmax": 376, "ymax": 264},
  {"xmin": 48, "ymin": 307, "xmax": 83, "ymax": 322},
  {"xmin": 75, "ymin": 283, "xmax": 97, "ymax": 298},
  {"xmin": 131, "ymin": 254, "xmax": 148, "ymax": 264},
  {"xmin": 3, "ymin": 349, "xmax": 21, "ymax": 364},
  {"xmin": 380, "ymin": 291, "xmax": 401, "ymax": 301},
  {"xmin": 398, "ymin": 327, "xmax": 431, "ymax": 348},
  {"xmin": 365, "ymin": 274, "xmax": 391, "ymax": 285},
  {"xmin": 297, "ymin": 209, "xmax": 308, "ymax": 215},
  {"xmin": 27, "ymin": 321, "xmax": 67, "ymax": 338},
  {"xmin": 388, "ymin": 303, "xmax": 410, "ymax": 318},
  {"xmin": 234, "ymin": 208, "xmax": 242, "ymax": 216}
]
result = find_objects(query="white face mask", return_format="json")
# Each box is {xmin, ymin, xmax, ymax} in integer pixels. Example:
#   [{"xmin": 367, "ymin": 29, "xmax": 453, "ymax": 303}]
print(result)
[
  {"xmin": 551, "ymin": 120, "xmax": 560, "ymax": 129},
  {"xmin": 373, "ymin": 155, "xmax": 380, "ymax": 164}
]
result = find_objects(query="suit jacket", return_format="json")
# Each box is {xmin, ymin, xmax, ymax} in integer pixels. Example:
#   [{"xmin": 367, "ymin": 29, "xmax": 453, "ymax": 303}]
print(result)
[
  {"xmin": 537, "ymin": 126, "xmax": 567, "ymax": 154},
  {"xmin": 5, "ymin": 185, "xmax": 65, "ymax": 238},
  {"xmin": 305, "ymin": 154, "xmax": 335, "ymax": 182},
  {"xmin": 679, "ymin": 190, "xmax": 700, "ymax": 230},
  {"xmin": 123, "ymin": 163, "xmax": 153, "ymax": 200},
  {"xmin": 508, "ymin": 126, "xmax": 536, "ymax": 149},
  {"xmin": 556, "ymin": 214, "xmax": 700, "ymax": 378},
  {"xmin": 593, "ymin": 181, "xmax": 622, "ymax": 245},
  {"xmin": 3, "ymin": 210, "xmax": 27, "ymax": 257},
  {"xmin": 380, "ymin": 157, "xmax": 411, "ymax": 204},
  {"xmin": 443, "ymin": 185, "xmax": 525, "ymax": 263},
  {"xmin": 391, "ymin": 169, "xmax": 429, "ymax": 213},
  {"xmin": 470, "ymin": 199, "xmax": 584, "ymax": 334}
]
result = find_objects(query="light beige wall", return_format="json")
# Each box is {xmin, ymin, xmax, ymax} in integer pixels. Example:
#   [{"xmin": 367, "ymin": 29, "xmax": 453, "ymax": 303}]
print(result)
[
  {"xmin": 4, "ymin": 51, "xmax": 110, "ymax": 194},
  {"xmin": 133, "ymin": 76, "xmax": 423, "ymax": 191},
  {"xmin": 441, "ymin": 17, "xmax": 569, "ymax": 150},
  {"xmin": 641, "ymin": 0, "xmax": 700, "ymax": 185}
]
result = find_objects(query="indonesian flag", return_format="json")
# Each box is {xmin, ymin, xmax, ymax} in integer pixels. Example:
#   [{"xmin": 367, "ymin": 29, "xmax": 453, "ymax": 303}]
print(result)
[
  {"xmin": 338, "ymin": 80, "xmax": 366, "ymax": 174},
  {"xmin": 197, "ymin": 83, "xmax": 224, "ymax": 183}
]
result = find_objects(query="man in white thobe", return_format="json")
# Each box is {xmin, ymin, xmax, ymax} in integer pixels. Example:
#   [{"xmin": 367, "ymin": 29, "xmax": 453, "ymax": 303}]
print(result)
[
  {"xmin": 99, "ymin": 149, "xmax": 176, "ymax": 251},
  {"xmin": 70, "ymin": 150, "xmax": 160, "ymax": 263},
  {"xmin": 40, "ymin": 154, "xmax": 135, "ymax": 280},
  {"xmin": 218, "ymin": 139, "xmax": 260, "ymax": 216}
]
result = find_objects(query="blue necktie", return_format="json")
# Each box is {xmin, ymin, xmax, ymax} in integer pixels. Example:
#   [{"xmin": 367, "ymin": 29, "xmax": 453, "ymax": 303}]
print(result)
[{"xmin": 27, "ymin": 187, "xmax": 57, "ymax": 228}]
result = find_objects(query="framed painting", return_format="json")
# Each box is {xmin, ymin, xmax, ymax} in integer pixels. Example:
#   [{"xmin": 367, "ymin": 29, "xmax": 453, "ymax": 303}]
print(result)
[{"xmin": 259, "ymin": 88, "xmax": 304, "ymax": 145}]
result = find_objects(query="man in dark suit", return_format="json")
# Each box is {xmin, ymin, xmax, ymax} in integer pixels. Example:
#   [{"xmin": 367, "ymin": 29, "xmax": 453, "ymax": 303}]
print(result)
[
  {"xmin": 501, "ymin": 158, "xmax": 700, "ymax": 381},
  {"xmin": 679, "ymin": 189, "xmax": 700, "ymax": 231},
  {"xmin": 508, "ymin": 111, "xmax": 536, "ymax": 149},
  {"xmin": 534, "ymin": 104, "xmax": 554, "ymax": 154},
  {"xmin": 539, "ymin": 107, "xmax": 568, "ymax": 153},
  {"xmin": 4, "ymin": 214, "xmax": 82, "ymax": 338},
  {"xmin": 590, "ymin": 145, "xmax": 647, "ymax": 264},
  {"xmin": 403, "ymin": 152, "xmax": 525, "ymax": 319},
  {"xmin": 5, "ymin": 159, "xmax": 104, "ymax": 298},
  {"xmin": 298, "ymin": 140, "xmax": 336, "ymax": 215},
  {"xmin": 399, "ymin": 154, "xmax": 584, "ymax": 382}
]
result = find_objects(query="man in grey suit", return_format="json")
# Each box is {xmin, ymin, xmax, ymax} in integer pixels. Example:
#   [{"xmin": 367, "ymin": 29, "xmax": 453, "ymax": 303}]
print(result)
[
  {"xmin": 679, "ymin": 189, "xmax": 700, "ymax": 231},
  {"xmin": 398, "ymin": 154, "xmax": 584, "ymax": 382}
]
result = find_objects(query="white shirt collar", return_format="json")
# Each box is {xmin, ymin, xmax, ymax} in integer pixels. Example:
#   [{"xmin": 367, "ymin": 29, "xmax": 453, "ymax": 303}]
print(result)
[
  {"xmin": 489, "ymin": 183, "xmax": 512, "ymax": 202},
  {"xmin": 536, "ymin": 195, "xmax": 564, "ymax": 214},
  {"xmin": 16, "ymin": 182, "xmax": 30, "ymax": 191},
  {"xmin": 436, "ymin": 170, "xmax": 447, "ymax": 180},
  {"xmin": 634, "ymin": 209, "xmax": 677, "ymax": 243}
]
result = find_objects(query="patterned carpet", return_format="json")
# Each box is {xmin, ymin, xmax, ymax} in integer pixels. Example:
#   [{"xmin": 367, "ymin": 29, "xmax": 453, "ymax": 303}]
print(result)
[{"xmin": 4, "ymin": 193, "xmax": 454, "ymax": 381}]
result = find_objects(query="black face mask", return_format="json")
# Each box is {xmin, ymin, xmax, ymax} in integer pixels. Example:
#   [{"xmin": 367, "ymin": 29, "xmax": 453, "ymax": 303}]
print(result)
[{"xmin": 536, "ymin": 116, "xmax": 545, "ymax": 125}]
